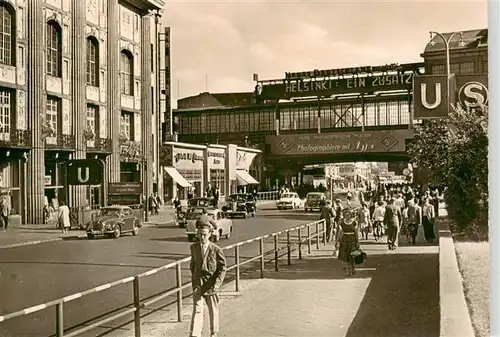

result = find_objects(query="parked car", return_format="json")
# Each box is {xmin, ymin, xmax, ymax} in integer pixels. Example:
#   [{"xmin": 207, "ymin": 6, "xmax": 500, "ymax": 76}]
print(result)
[
  {"xmin": 276, "ymin": 192, "xmax": 303, "ymax": 210},
  {"xmin": 304, "ymin": 192, "xmax": 326, "ymax": 212},
  {"xmin": 185, "ymin": 208, "xmax": 233, "ymax": 242},
  {"xmin": 176, "ymin": 197, "xmax": 216, "ymax": 228},
  {"xmin": 222, "ymin": 193, "xmax": 256, "ymax": 218},
  {"xmin": 86, "ymin": 205, "xmax": 142, "ymax": 239}
]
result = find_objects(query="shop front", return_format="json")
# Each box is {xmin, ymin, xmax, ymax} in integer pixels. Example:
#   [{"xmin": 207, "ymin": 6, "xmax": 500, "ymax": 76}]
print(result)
[
  {"xmin": 235, "ymin": 148, "xmax": 260, "ymax": 194},
  {"xmin": 0, "ymin": 154, "xmax": 24, "ymax": 225},
  {"xmin": 207, "ymin": 145, "xmax": 227, "ymax": 197}
]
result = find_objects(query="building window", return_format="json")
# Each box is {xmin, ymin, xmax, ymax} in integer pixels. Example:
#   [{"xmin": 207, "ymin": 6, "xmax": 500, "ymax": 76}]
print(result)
[
  {"xmin": 0, "ymin": 89, "xmax": 11, "ymax": 141},
  {"xmin": 210, "ymin": 169, "xmax": 226, "ymax": 196},
  {"xmin": 120, "ymin": 111, "xmax": 132, "ymax": 141},
  {"xmin": 120, "ymin": 50, "xmax": 133, "ymax": 95},
  {"xmin": 86, "ymin": 104, "xmax": 98, "ymax": 135},
  {"xmin": 46, "ymin": 20, "xmax": 62, "ymax": 77},
  {"xmin": 46, "ymin": 96, "xmax": 60, "ymax": 139},
  {"xmin": 86, "ymin": 37, "xmax": 99, "ymax": 86},
  {"xmin": 431, "ymin": 65, "xmax": 445, "ymax": 75},
  {"xmin": 459, "ymin": 62, "xmax": 475, "ymax": 75},
  {"xmin": 0, "ymin": 4, "xmax": 14, "ymax": 66},
  {"xmin": 450, "ymin": 63, "xmax": 460, "ymax": 75}
]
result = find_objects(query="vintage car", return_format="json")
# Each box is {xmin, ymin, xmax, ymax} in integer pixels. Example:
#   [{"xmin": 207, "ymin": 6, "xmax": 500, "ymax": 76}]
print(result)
[
  {"xmin": 86, "ymin": 205, "xmax": 142, "ymax": 239},
  {"xmin": 276, "ymin": 192, "xmax": 304, "ymax": 210},
  {"xmin": 176, "ymin": 197, "xmax": 216, "ymax": 228},
  {"xmin": 222, "ymin": 193, "xmax": 256, "ymax": 218},
  {"xmin": 304, "ymin": 192, "xmax": 327, "ymax": 212},
  {"xmin": 185, "ymin": 208, "xmax": 233, "ymax": 242}
]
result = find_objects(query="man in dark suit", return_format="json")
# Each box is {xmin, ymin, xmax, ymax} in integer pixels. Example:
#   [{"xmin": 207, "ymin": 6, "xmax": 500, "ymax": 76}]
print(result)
[
  {"xmin": 189, "ymin": 224, "xmax": 226, "ymax": 337},
  {"xmin": 384, "ymin": 197, "xmax": 403, "ymax": 250}
]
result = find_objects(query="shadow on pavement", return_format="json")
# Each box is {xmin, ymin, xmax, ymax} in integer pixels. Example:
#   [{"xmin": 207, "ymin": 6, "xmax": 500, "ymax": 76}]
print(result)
[
  {"xmin": 254, "ymin": 249, "xmax": 439, "ymax": 337},
  {"xmin": 150, "ymin": 236, "xmax": 189, "ymax": 243}
]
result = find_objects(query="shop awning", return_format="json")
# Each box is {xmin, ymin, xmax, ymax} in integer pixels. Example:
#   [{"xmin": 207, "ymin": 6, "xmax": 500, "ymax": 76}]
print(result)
[
  {"xmin": 236, "ymin": 169, "xmax": 259, "ymax": 186},
  {"xmin": 164, "ymin": 167, "xmax": 192, "ymax": 188}
]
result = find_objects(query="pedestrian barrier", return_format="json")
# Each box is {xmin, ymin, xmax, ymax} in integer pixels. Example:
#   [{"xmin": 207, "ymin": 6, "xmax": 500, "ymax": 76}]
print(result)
[
  {"xmin": 0, "ymin": 218, "xmax": 332, "ymax": 337},
  {"xmin": 256, "ymin": 191, "xmax": 280, "ymax": 201}
]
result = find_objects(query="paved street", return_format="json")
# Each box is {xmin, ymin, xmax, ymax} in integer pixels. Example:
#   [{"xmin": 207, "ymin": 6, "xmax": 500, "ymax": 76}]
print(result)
[{"xmin": 0, "ymin": 203, "xmax": 318, "ymax": 337}]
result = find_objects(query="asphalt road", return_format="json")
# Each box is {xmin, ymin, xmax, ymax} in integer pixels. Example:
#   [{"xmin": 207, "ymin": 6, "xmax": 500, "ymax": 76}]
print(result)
[{"xmin": 0, "ymin": 204, "xmax": 323, "ymax": 337}]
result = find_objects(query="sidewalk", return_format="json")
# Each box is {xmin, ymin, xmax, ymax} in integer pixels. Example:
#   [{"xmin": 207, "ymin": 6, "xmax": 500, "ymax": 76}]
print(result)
[
  {"xmin": 0, "ymin": 208, "xmax": 175, "ymax": 249},
  {"xmin": 110, "ymin": 235, "xmax": 440, "ymax": 337}
]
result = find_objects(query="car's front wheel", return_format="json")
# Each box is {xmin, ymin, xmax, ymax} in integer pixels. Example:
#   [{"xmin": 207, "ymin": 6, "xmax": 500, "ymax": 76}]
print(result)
[
  {"xmin": 225, "ymin": 227, "xmax": 232, "ymax": 239},
  {"xmin": 113, "ymin": 225, "xmax": 121, "ymax": 239},
  {"xmin": 132, "ymin": 222, "xmax": 140, "ymax": 236}
]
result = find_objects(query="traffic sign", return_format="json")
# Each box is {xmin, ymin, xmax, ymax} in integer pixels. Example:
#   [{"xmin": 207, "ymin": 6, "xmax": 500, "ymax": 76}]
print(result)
[{"xmin": 67, "ymin": 159, "xmax": 104, "ymax": 185}]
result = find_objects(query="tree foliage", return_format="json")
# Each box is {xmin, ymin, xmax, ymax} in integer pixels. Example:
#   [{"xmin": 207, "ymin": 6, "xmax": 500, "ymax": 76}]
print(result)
[{"xmin": 408, "ymin": 105, "xmax": 488, "ymax": 230}]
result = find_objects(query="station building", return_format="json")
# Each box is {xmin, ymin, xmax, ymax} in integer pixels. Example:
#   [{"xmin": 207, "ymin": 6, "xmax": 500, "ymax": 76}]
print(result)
[
  {"xmin": 172, "ymin": 28, "xmax": 488, "ymax": 188},
  {"xmin": 0, "ymin": 0, "xmax": 166, "ymax": 224}
]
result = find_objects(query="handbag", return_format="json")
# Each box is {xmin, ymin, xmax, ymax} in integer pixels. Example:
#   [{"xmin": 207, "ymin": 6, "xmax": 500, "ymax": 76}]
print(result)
[{"xmin": 350, "ymin": 249, "xmax": 367, "ymax": 265}]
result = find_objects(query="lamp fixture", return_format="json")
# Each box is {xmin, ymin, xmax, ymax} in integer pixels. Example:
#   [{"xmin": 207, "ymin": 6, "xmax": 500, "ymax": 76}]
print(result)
[
  {"xmin": 429, "ymin": 32, "xmax": 436, "ymax": 47},
  {"xmin": 458, "ymin": 33, "xmax": 466, "ymax": 47}
]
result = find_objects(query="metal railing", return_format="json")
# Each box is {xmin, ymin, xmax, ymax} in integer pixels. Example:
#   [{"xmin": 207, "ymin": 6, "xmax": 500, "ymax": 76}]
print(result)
[
  {"xmin": 0, "ymin": 219, "xmax": 328, "ymax": 337},
  {"xmin": 256, "ymin": 191, "xmax": 280, "ymax": 201}
]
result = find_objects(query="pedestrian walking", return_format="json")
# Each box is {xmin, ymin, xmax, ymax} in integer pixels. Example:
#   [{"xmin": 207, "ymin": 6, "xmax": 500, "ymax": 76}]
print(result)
[
  {"xmin": 0, "ymin": 196, "xmax": 11, "ymax": 230},
  {"xmin": 357, "ymin": 203, "xmax": 371, "ymax": 240},
  {"xmin": 372, "ymin": 198, "xmax": 386, "ymax": 241},
  {"xmin": 213, "ymin": 186, "xmax": 220, "ymax": 208},
  {"xmin": 422, "ymin": 197, "xmax": 436, "ymax": 243},
  {"xmin": 189, "ymin": 224, "xmax": 227, "ymax": 337},
  {"xmin": 320, "ymin": 200, "xmax": 336, "ymax": 243},
  {"xmin": 335, "ymin": 210, "xmax": 359, "ymax": 276},
  {"xmin": 58, "ymin": 201, "xmax": 71, "ymax": 234},
  {"xmin": 333, "ymin": 198, "xmax": 343, "ymax": 227},
  {"xmin": 407, "ymin": 198, "xmax": 422, "ymax": 245},
  {"xmin": 148, "ymin": 193, "xmax": 158, "ymax": 216},
  {"xmin": 383, "ymin": 197, "xmax": 402, "ymax": 250}
]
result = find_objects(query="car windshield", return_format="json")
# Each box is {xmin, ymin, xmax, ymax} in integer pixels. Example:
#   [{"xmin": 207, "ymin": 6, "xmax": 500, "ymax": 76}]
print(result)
[
  {"xmin": 101, "ymin": 209, "xmax": 120, "ymax": 216},
  {"xmin": 189, "ymin": 199, "xmax": 211, "ymax": 207},
  {"xmin": 186, "ymin": 209, "xmax": 203, "ymax": 220},
  {"xmin": 229, "ymin": 195, "xmax": 246, "ymax": 202},
  {"xmin": 307, "ymin": 194, "xmax": 323, "ymax": 200},
  {"xmin": 281, "ymin": 193, "xmax": 294, "ymax": 199}
]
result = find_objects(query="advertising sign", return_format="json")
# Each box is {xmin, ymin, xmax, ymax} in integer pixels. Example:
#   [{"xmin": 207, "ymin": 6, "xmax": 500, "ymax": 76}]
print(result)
[
  {"xmin": 236, "ymin": 151, "xmax": 257, "ymax": 170},
  {"xmin": 67, "ymin": 159, "xmax": 104, "ymax": 185},
  {"xmin": 258, "ymin": 73, "xmax": 415, "ymax": 99},
  {"xmin": 108, "ymin": 182, "xmax": 143, "ymax": 195},
  {"xmin": 413, "ymin": 75, "xmax": 456, "ymax": 119},
  {"xmin": 173, "ymin": 148, "xmax": 204, "ymax": 170},
  {"xmin": 208, "ymin": 148, "xmax": 226, "ymax": 170},
  {"xmin": 266, "ymin": 130, "xmax": 413, "ymax": 156}
]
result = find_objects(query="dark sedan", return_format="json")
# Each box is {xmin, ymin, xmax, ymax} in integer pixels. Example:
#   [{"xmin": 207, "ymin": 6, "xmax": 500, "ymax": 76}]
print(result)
[{"xmin": 86, "ymin": 206, "xmax": 142, "ymax": 239}]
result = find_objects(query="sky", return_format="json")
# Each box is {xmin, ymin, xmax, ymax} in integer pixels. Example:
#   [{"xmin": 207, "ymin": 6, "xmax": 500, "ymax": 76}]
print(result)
[{"xmin": 162, "ymin": 0, "xmax": 488, "ymax": 108}]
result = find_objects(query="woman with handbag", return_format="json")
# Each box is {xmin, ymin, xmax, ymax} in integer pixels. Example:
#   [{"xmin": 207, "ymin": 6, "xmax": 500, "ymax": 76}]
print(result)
[{"xmin": 335, "ymin": 210, "xmax": 360, "ymax": 276}]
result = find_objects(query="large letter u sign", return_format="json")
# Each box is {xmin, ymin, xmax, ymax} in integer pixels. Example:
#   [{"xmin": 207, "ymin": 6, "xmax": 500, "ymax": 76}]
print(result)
[{"xmin": 420, "ymin": 83, "xmax": 442, "ymax": 109}]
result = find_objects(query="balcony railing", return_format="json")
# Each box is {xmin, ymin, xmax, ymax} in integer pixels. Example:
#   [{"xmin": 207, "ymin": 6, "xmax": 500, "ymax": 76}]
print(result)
[
  {"xmin": 0, "ymin": 129, "xmax": 32, "ymax": 148},
  {"xmin": 86, "ymin": 137, "xmax": 112, "ymax": 153},
  {"xmin": 44, "ymin": 134, "xmax": 76, "ymax": 150}
]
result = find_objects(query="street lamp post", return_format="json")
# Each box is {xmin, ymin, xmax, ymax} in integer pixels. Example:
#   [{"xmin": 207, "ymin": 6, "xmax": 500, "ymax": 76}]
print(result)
[{"xmin": 428, "ymin": 31, "xmax": 465, "ymax": 115}]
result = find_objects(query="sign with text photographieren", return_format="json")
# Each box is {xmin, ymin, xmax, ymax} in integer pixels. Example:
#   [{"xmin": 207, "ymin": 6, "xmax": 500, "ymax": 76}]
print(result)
[{"xmin": 266, "ymin": 130, "xmax": 413, "ymax": 156}]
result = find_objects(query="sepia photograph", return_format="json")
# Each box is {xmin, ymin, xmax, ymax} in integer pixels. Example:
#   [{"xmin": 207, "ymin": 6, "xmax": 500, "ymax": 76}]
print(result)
[{"xmin": 0, "ymin": 0, "xmax": 491, "ymax": 336}]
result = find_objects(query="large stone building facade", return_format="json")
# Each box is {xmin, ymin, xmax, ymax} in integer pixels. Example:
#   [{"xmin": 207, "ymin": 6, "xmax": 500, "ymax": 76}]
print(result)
[{"xmin": 0, "ymin": 0, "xmax": 165, "ymax": 224}]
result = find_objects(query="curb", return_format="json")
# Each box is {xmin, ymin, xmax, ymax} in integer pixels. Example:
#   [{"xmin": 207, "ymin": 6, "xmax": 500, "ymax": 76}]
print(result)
[
  {"xmin": 438, "ymin": 218, "xmax": 475, "ymax": 337},
  {"xmin": 0, "ymin": 234, "xmax": 86, "ymax": 249}
]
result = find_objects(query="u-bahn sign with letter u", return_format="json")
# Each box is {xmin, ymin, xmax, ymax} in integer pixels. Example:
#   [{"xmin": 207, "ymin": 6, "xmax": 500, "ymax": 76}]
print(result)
[
  {"xmin": 67, "ymin": 159, "xmax": 105, "ymax": 185},
  {"xmin": 413, "ymin": 74, "xmax": 488, "ymax": 119}
]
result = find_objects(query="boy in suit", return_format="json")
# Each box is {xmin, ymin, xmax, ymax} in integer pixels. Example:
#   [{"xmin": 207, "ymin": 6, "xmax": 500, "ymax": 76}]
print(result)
[{"xmin": 189, "ymin": 224, "xmax": 227, "ymax": 337}]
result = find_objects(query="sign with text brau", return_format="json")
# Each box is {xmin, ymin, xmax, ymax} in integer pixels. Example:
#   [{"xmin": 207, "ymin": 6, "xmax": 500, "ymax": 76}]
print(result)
[
  {"xmin": 236, "ymin": 151, "xmax": 257, "ymax": 170},
  {"xmin": 413, "ymin": 75, "xmax": 456, "ymax": 119},
  {"xmin": 266, "ymin": 130, "xmax": 413, "ymax": 156}
]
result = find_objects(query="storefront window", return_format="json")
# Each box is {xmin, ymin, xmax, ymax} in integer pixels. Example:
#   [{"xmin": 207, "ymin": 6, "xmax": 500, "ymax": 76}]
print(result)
[
  {"xmin": 44, "ymin": 161, "xmax": 66, "ymax": 208},
  {"xmin": 210, "ymin": 169, "xmax": 225, "ymax": 196},
  {"xmin": 0, "ymin": 160, "xmax": 20, "ymax": 215}
]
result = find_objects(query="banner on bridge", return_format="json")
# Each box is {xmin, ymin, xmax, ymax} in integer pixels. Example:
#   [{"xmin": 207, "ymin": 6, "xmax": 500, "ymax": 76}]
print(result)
[{"xmin": 266, "ymin": 130, "xmax": 414, "ymax": 156}]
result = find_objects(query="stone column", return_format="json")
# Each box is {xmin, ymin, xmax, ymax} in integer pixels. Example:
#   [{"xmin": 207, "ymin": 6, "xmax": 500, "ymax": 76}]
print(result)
[
  {"xmin": 70, "ymin": 0, "xmax": 87, "ymax": 211},
  {"xmin": 140, "ymin": 14, "xmax": 153, "ymax": 196},
  {"xmin": 26, "ymin": 0, "xmax": 45, "ymax": 224},
  {"xmin": 107, "ymin": 0, "xmax": 120, "ymax": 182}
]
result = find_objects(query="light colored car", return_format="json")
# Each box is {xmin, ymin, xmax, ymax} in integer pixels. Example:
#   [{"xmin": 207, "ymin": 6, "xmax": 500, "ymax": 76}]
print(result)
[
  {"xmin": 276, "ymin": 192, "xmax": 303, "ymax": 210},
  {"xmin": 185, "ymin": 208, "xmax": 233, "ymax": 242},
  {"xmin": 86, "ymin": 206, "xmax": 141, "ymax": 239}
]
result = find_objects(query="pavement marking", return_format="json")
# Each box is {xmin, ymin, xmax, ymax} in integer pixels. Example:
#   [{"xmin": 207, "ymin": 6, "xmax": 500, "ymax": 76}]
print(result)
[
  {"xmin": 23, "ymin": 304, "xmax": 48, "ymax": 314},
  {"xmin": 94, "ymin": 284, "xmax": 111, "ymax": 292},
  {"xmin": 0, "ymin": 236, "xmax": 85, "ymax": 250},
  {"xmin": 0, "ymin": 316, "xmax": 4, "ymax": 322},
  {"xmin": 63, "ymin": 293, "xmax": 82, "ymax": 302},
  {"xmin": 356, "ymin": 267, "xmax": 377, "ymax": 271}
]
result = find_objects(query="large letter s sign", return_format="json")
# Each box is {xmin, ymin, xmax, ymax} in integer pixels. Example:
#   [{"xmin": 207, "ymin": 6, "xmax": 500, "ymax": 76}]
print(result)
[{"xmin": 420, "ymin": 83, "xmax": 442, "ymax": 109}]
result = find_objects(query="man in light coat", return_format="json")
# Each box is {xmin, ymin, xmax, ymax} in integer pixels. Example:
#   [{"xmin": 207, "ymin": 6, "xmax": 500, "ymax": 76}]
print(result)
[{"xmin": 189, "ymin": 223, "xmax": 226, "ymax": 337}]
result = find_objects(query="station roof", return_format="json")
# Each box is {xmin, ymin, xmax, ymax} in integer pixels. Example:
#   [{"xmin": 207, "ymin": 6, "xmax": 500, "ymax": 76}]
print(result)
[
  {"xmin": 177, "ymin": 92, "xmax": 255, "ymax": 110},
  {"xmin": 422, "ymin": 28, "xmax": 487, "ymax": 55}
]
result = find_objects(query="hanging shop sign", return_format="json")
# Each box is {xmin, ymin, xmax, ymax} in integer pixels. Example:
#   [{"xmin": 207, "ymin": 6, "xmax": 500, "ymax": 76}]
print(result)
[
  {"xmin": 173, "ymin": 148, "xmax": 204, "ymax": 170},
  {"xmin": 236, "ymin": 151, "xmax": 257, "ymax": 170},
  {"xmin": 208, "ymin": 148, "xmax": 226, "ymax": 170}
]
